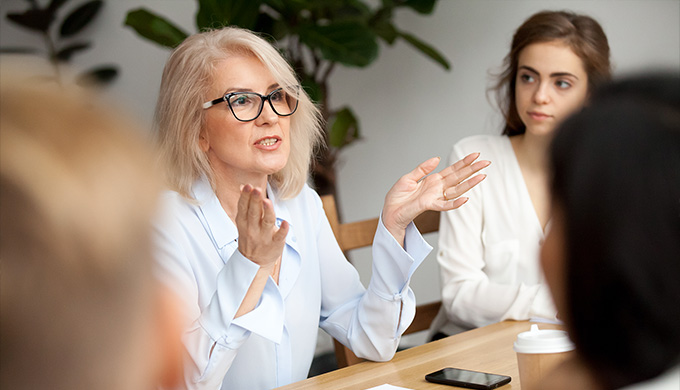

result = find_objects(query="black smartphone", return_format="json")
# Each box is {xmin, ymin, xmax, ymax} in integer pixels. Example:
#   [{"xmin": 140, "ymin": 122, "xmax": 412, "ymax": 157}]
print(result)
[{"xmin": 425, "ymin": 367, "xmax": 511, "ymax": 389}]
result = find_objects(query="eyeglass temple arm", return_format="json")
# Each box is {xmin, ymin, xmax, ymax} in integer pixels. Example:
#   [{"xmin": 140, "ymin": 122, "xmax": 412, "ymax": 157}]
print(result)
[{"xmin": 202, "ymin": 97, "xmax": 224, "ymax": 110}]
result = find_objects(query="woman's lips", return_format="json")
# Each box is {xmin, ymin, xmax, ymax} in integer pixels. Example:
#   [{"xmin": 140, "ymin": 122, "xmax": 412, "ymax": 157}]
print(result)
[
  {"xmin": 255, "ymin": 136, "xmax": 282, "ymax": 150},
  {"xmin": 528, "ymin": 111, "xmax": 552, "ymax": 120}
]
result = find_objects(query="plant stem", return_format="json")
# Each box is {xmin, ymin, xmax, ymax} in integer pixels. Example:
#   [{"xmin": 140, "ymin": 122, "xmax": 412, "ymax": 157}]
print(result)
[
  {"xmin": 320, "ymin": 62, "xmax": 335, "ymax": 84},
  {"xmin": 42, "ymin": 30, "xmax": 61, "ymax": 84}
]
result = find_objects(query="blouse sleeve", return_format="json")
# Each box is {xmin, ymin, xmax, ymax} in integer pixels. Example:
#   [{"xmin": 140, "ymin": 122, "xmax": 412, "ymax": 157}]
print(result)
[
  {"xmin": 154, "ymin": 195, "xmax": 287, "ymax": 390},
  {"xmin": 437, "ymin": 143, "xmax": 556, "ymax": 330},
  {"xmin": 315, "ymin": 194, "xmax": 432, "ymax": 361}
]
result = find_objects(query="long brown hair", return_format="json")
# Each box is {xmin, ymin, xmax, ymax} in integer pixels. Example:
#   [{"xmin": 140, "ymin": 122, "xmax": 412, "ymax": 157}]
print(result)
[{"xmin": 493, "ymin": 10, "xmax": 612, "ymax": 136}]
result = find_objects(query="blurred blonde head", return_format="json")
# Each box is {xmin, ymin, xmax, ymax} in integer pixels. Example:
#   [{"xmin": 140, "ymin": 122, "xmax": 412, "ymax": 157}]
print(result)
[
  {"xmin": 155, "ymin": 26, "xmax": 323, "ymax": 200},
  {"xmin": 0, "ymin": 66, "xmax": 178, "ymax": 390}
]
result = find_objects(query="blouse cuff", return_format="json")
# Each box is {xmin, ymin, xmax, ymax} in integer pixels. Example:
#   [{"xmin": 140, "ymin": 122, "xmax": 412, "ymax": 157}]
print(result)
[
  {"xmin": 232, "ymin": 278, "xmax": 285, "ymax": 343},
  {"xmin": 200, "ymin": 250, "xmax": 285, "ymax": 347},
  {"xmin": 368, "ymin": 214, "xmax": 432, "ymax": 294}
]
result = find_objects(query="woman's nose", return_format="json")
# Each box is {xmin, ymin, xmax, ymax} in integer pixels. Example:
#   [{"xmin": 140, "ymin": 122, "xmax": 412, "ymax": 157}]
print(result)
[
  {"xmin": 533, "ymin": 82, "xmax": 551, "ymax": 104},
  {"xmin": 256, "ymin": 100, "xmax": 279, "ymax": 125}
]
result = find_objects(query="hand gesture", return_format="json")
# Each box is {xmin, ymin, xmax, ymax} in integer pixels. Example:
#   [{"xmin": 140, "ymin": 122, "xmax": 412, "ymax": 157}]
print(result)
[
  {"xmin": 235, "ymin": 184, "xmax": 289, "ymax": 270},
  {"xmin": 382, "ymin": 153, "xmax": 490, "ymax": 244}
]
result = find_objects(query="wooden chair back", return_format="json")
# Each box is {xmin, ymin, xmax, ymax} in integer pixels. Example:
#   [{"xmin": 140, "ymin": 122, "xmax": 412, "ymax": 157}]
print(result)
[{"xmin": 320, "ymin": 194, "xmax": 442, "ymax": 368}]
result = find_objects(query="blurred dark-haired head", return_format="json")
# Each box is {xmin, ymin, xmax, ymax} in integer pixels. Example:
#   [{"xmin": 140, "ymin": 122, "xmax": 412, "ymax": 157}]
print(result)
[{"xmin": 546, "ymin": 73, "xmax": 680, "ymax": 389}]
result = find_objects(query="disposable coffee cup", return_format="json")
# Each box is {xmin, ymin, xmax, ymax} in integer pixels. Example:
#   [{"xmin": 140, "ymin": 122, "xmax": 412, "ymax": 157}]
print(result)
[{"xmin": 513, "ymin": 324, "xmax": 575, "ymax": 390}]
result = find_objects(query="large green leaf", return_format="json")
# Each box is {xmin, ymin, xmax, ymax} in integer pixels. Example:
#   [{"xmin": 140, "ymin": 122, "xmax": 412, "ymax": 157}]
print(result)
[
  {"xmin": 253, "ymin": 12, "xmax": 283, "ymax": 41},
  {"xmin": 326, "ymin": 0, "xmax": 372, "ymax": 22},
  {"xmin": 0, "ymin": 47, "xmax": 39, "ymax": 54},
  {"xmin": 6, "ymin": 9, "xmax": 53, "ymax": 32},
  {"xmin": 263, "ymin": 0, "xmax": 305, "ymax": 21},
  {"xmin": 403, "ymin": 0, "xmax": 436, "ymax": 14},
  {"xmin": 76, "ymin": 65, "xmax": 118, "ymax": 86},
  {"xmin": 298, "ymin": 22, "xmax": 378, "ymax": 68},
  {"xmin": 56, "ymin": 42, "xmax": 90, "ymax": 61},
  {"xmin": 125, "ymin": 9, "xmax": 188, "ymax": 49},
  {"xmin": 60, "ymin": 0, "xmax": 103, "ymax": 37},
  {"xmin": 398, "ymin": 31, "xmax": 450, "ymax": 70},
  {"xmin": 196, "ymin": 0, "xmax": 262, "ymax": 30},
  {"xmin": 370, "ymin": 8, "xmax": 397, "ymax": 44},
  {"xmin": 300, "ymin": 75, "xmax": 322, "ymax": 105},
  {"xmin": 329, "ymin": 107, "xmax": 360, "ymax": 148}
]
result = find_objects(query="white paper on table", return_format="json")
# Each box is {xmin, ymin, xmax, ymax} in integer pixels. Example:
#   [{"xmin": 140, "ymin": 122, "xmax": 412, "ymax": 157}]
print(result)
[{"xmin": 365, "ymin": 385, "xmax": 413, "ymax": 390}]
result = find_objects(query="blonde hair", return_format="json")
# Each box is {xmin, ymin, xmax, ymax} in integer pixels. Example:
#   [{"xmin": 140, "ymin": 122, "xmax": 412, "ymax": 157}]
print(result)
[
  {"xmin": 0, "ymin": 68, "xmax": 161, "ymax": 390},
  {"xmin": 155, "ymin": 27, "xmax": 323, "ymax": 200}
]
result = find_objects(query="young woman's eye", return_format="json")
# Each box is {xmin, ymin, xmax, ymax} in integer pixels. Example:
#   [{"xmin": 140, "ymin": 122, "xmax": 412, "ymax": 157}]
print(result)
[
  {"xmin": 555, "ymin": 80, "xmax": 572, "ymax": 89},
  {"xmin": 520, "ymin": 74, "xmax": 535, "ymax": 83}
]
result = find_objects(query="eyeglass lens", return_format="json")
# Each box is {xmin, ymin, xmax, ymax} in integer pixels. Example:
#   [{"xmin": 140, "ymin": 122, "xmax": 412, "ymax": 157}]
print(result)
[{"xmin": 227, "ymin": 88, "xmax": 298, "ymax": 121}]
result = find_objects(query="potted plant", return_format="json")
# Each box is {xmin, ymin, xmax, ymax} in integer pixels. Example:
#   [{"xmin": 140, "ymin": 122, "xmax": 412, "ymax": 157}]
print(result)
[
  {"xmin": 125, "ymin": 0, "xmax": 449, "ymax": 196},
  {"xmin": 2, "ymin": 0, "xmax": 118, "ymax": 86}
]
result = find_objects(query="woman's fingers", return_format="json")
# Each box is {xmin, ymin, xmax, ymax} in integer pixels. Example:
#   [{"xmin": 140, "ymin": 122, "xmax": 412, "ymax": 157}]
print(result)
[
  {"xmin": 236, "ymin": 185, "xmax": 287, "ymax": 266},
  {"xmin": 240, "ymin": 186, "xmax": 277, "ymax": 232},
  {"xmin": 439, "ymin": 152, "xmax": 480, "ymax": 176},
  {"xmin": 261, "ymin": 198, "xmax": 276, "ymax": 228},
  {"xmin": 236, "ymin": 184, "xmax": 253, "ymax": 226},
  {"xmin": 460, "ymin": 152, "xmax": 481, "ymax": 166},
  {"xmin": 448, "ymin": 196, "xmax": 469, "ymax": 210},
  {"xmin": 440, "ymin": 153, "xmax": 490, "ymax": 187},
  {"xmin": 443, "ymin": 173, "xmax": 487, "ymax": 201},
  {"xmin": 382, "ymin": 153, "xmax": 489, "ymax": 240},
  {"xmin": 431, "ymin": 153, "xmax": 489, "ymax": 210},
  {"xmin": 408, "ymin": 156, "xmax": 441, "ymax": 182},
  {"xmin": 247, "ymin": 187, "xmax": 264, "ymax": 222},
  {"xmin": 441, "ymin": 152, "xmax": 487, "ymax": 176},
  {"xmin": 273, "ymin": 220, "xmax": 289, "ymax": 243}
]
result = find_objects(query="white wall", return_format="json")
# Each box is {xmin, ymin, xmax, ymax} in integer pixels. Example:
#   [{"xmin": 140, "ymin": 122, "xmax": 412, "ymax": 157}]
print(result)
[{"xmin": 2, "ymin": 0, "xmax": 678, "ymax": 351}]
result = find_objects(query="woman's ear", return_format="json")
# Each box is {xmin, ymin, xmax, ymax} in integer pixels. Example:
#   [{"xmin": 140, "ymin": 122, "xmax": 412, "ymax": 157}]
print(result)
[
  {"xmin": 198, "ymin": 131, "xmax": 210, "ymax": 153},
  {"xmin": 153, "ymin": 285, "xmax": 185, "ymax": 389}
]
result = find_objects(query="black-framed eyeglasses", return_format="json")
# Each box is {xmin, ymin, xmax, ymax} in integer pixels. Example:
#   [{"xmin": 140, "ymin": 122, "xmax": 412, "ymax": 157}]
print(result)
[{"xmin": 202, "ymin": 86, "xmax": 299, "ymax": 122}]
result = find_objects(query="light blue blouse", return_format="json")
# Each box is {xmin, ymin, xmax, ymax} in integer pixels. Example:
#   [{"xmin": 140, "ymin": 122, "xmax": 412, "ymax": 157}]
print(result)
[{"xmin": 154, "ymin": 177, "xmax": 431, "ymax": 389}]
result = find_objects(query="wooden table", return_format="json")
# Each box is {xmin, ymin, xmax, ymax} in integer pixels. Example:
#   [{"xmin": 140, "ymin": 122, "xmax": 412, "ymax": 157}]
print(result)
[{"xmin": 276, "ymin": 321, "xmax": 563, "ymax": 390}]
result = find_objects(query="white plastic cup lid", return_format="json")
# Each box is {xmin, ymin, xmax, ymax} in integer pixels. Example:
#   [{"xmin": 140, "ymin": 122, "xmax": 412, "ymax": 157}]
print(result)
[{"xmin": 513, "ymin": 324, "xmax": 575, "ymax": 354}]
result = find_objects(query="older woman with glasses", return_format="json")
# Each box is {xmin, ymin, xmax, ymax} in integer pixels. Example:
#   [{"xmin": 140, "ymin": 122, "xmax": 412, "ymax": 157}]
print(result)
[{"xmin": 153, "ymin": 27, "xmax": 489, "ymax": 390}]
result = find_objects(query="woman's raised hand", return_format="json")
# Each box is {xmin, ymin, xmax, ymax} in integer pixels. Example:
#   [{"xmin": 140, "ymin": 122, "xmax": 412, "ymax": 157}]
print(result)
[
  {"xmin": 235, "ymin": 184, "xmax": 289, "ymax": 270},
  {"xmin": 381, "ymin": 153, "xmax": 490, "ymax": 245}
]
